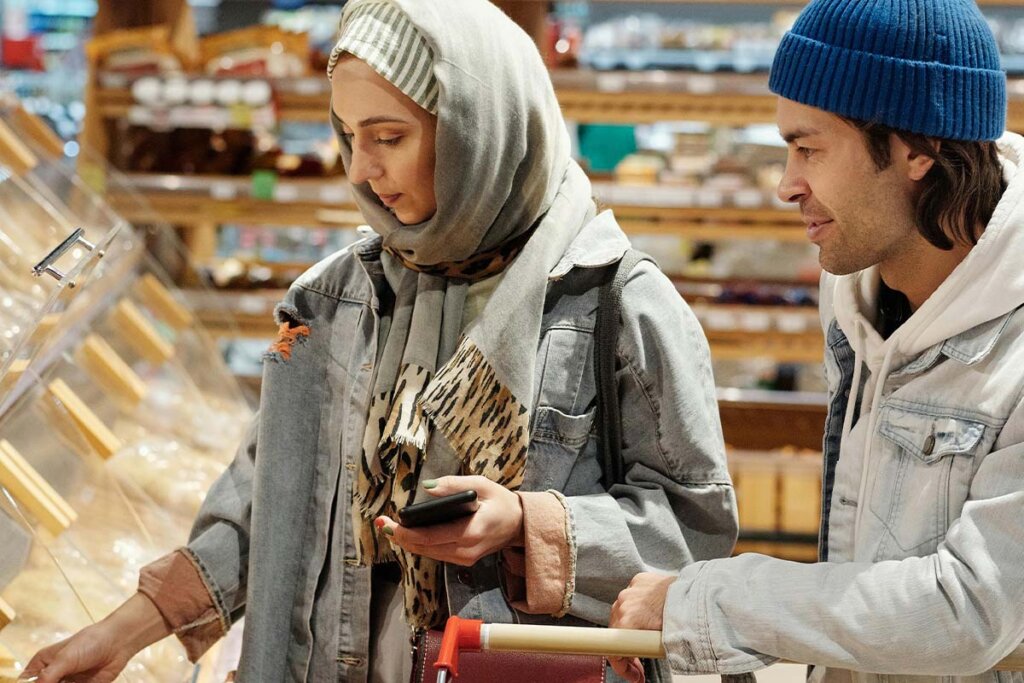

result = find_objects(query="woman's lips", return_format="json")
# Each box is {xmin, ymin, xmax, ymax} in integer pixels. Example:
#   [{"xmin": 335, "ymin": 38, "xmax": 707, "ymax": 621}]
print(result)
[{"xmin": 377, "ymin": 193, "xmax": 402, "ymax": 207}]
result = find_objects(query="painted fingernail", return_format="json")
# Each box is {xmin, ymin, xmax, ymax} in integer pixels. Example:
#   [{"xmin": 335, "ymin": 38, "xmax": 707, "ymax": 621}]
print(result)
[
  {"xmin": 374, "ymin": 517, "xmax": 385, "ymax": 529},
  {"xmin": 422, "ymin": 479, "xmax": 438, "ymax": 489},
  {"xmin": 382, "ymin": 525, "xmax": 395, "ymax": 536}
]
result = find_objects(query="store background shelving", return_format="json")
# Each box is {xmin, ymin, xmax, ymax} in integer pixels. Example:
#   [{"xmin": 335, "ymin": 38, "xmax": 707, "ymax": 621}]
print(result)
[
  {"xmin": 63, "ymin": 0, "xmax": 1024, "ymax": 560},
  {"xmin": 60, "ymin": 0, "xmax": 825, "ymax": 559}
]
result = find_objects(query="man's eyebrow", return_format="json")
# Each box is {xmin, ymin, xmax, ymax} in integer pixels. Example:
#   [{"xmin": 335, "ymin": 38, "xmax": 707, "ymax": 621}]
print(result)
[{"xmin": 781, "ymin": 127, "xmax": 821, "ymax": 143}]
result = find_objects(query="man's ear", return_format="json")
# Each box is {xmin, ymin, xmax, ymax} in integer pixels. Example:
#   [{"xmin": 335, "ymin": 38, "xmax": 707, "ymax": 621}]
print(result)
[{"xmin": 905, "ymin": 139, "xmax": 940, "ymax": 181}]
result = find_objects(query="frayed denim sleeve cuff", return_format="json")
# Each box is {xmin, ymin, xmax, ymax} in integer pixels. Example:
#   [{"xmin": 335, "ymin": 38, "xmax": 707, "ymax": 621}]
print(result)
[
  {"xmin": 137, "ymin": 548, "xmax": 227, "ymax": 662},
  {"xmin": 499, "ymin": 491, "xmax": 573, "ymax": 616}
]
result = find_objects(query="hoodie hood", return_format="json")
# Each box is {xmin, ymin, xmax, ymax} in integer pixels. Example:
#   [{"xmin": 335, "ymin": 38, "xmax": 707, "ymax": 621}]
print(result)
[{"xmin": 830, "ymin": 131, "xmax": 1024, "ymax": 369}]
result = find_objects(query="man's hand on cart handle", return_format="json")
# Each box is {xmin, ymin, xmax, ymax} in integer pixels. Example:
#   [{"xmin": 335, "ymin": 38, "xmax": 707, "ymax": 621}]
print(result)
[{"xmin": 609, "ymin": 572, "xmax": 676, "ymax": 683}]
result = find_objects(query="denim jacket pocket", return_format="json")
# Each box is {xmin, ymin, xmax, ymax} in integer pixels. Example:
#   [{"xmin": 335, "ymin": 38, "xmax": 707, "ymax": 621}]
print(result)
[
  {"xmin": 522, "ymin": 406, "xmax": 596, "ymax": 493},
  {"xmin": 872, "ymin": 404, "xmax": 987, "ymax": 555}
]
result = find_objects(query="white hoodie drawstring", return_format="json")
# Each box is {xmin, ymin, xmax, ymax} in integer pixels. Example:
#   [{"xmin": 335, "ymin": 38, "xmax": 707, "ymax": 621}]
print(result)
[{"xmin": 840, "ymin": 350, "xmax": 863, "ymax": 451}]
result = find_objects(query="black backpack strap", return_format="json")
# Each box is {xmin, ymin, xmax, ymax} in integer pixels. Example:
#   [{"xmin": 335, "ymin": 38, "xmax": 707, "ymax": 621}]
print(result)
[
  {"xmin": 595, "ymin": 249, "xmax": 649, "ymax": 488},
  {"xmin": 595, "ymin": 251, "xmax": 758, "ymax": 683}
]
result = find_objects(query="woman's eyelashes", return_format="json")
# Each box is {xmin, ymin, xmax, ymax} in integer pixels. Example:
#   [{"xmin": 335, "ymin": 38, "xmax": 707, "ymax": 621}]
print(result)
[{"xmin": 340, "ymin": 131, "xmax": 404, "ymax": 147}]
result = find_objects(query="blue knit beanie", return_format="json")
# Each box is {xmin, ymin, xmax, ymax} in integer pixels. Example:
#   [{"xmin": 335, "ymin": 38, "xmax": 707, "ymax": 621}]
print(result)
[{"xmin": 769, "ymin": 0, "xmax": 1006, "ymax": 141}]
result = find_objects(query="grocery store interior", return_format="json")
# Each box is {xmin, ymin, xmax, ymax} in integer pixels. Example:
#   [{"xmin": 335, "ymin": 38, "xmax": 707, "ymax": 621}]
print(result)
[{"xmin": 2, "ymin": 0, "xmax": 1024, "ymax": 681}]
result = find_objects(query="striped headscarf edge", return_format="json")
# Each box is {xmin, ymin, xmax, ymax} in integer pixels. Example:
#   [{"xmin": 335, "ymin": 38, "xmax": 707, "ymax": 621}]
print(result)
[{"xmin": 327, "ymin": 1, "xmax": 439, "ymax": 115}]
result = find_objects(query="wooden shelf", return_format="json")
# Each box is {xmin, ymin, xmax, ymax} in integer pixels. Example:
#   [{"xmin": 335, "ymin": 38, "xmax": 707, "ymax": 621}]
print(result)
[
  {"xmin": 184, "ymin": 287, "xmax": 822, "ymax": 362},
  {"xmin": 93, "ymin": 71, "xmax": 779, "ymax": 127},
  {"xmin": 616, "ymin": 205, "xmax": 804, "ymax": 242},
  {"xmin": 718, "ymin": 387, "xmax": 826, "ymax": 449},
  {"xmin": 94, "ymin": 70, "xmax": 1024, "ymax": 130},
  {"xmin": 704, "ymin": 327, "xmax": 822, "ymax": 363},
  {"xmin": 108, "ymin": 190, "xmax": 361, "ymax": 228},
  {"xmin": 183, "ymin": 288, "xmax": 283, "ymax": 339},
  {"xmin": 693, "ymin": 302, "xmax": 823, "ymax": 362},
  {"xmin": 107, "ymin": 173, "xmax": 803, "ymax": 244},
  {"xmin": 671, "ymin": 273, "xmax": 817, "ymax": 289},
  {"xmin": 552, "ymin": 69, "xmax": 778, "ymax": 125}
]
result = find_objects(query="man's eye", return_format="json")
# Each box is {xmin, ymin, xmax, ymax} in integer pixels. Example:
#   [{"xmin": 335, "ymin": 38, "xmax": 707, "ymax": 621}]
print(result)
[{"xmin": 798, "ymin": 146, "xmax": 815, "ymax": 159}]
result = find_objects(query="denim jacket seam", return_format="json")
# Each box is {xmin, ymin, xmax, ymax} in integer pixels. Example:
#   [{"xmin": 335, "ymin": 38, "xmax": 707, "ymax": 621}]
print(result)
[
  {"xmin": 999, "ymin": 336, "xmax": 1024, "ymax": 413},
  {"xmin": 1011, "ymin": 374, "xmax": 1024, "ymax": 414},
  {"xmin": 531, "ymin": 430, "xmax": 590, "ymax": 447},
  {"xmin": 295, "ymin": 283, "xmax": 372, "ymax": 306},
  {"xmin": 882, "ymin": 398, "xmax": 1004, "ymax": 428},
  {"xmin": 181, "ymin": 546, "xmax": 235, "ymax": 635},
  {"xmin": 878, "ymin": 420, "xmax": 987, "ymax": 458},
  {"xmin": 546, "ymin": 489, "xmax": 576, "ymax": 616},
  {"xmin": 826, "ymin": 318, "xmax": 848, "ymax": 349},
  {"xmin": 696, "ymin": 565, "xmax": 718, "ymax": 667},
  {"xmin": 674, "ymin": 479, "xmax": 735, "ymax": 488},
  {"xmin": 620, "ymin": 350, "xmax": 674, "ymax": 472},
  {"xmin": 941, "ymin": 309, "xmax": 1016, "ymax": 365},
  {"xmin": 547, "ymin": 322, "xmax": 593, "ymax": 334}
]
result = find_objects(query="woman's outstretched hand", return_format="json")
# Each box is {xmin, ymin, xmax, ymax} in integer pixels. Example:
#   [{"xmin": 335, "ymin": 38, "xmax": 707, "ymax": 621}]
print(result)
[{"xmin": 19, "ymin": 593, "xmax": 172, "ymax": 683}]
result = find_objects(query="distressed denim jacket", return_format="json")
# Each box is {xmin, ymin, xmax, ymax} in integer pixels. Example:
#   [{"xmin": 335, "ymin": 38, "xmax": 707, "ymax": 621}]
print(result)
[
  {"xmin": 659, "ymin": 293, "xmax": 1024, "ymax": 683},
  {"xmin": 184, "ymin": 213, "xmax": 738, "ymax": 682}
]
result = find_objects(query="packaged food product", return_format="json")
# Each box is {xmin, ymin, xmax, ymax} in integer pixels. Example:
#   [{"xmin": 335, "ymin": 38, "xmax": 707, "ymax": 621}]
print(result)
[{"xmin": 200, "ymin": 26, "xmax": 308, "ymax": 79}]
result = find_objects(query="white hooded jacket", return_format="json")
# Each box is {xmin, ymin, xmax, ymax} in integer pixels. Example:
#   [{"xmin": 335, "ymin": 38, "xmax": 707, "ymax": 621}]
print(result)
[{"xmin": 659, "ymin": 132, "xmax": 1024, "ymax": 683}]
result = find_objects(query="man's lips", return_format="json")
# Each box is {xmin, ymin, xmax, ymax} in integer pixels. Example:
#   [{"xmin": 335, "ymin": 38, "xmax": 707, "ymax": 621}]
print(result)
[{"xmin": 804, "ymin": 218, "xmax": 833, "ymax": 241}]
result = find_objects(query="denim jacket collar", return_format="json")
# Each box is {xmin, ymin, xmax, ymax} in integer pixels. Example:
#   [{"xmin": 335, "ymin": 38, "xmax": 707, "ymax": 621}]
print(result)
[
  {"xmin": 939, "ymin": 309, "xmax": 1017, "ymax": 365},
  {"xmin": 549, "ymin": 209, "xmax": 631, "ymax": 279},
  {"xmin": 889, "ymin": 308, "xmax": 1017, "ymax": 378}
]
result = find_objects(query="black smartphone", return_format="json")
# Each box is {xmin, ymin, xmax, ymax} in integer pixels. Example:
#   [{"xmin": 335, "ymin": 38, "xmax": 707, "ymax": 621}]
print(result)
[{"xmin": 397, "ymin": 490, "xmax": 479, "ymax": 528}]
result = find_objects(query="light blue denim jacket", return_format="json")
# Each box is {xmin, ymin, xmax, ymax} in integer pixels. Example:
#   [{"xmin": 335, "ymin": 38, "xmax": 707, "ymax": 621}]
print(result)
[
  {"xmin": 184, "ymin": 213, "xmax": 738, "ymax": 681},
  {"xmin": 658, "ymin": 133, "xmax": 1024, "ymax": 683}
]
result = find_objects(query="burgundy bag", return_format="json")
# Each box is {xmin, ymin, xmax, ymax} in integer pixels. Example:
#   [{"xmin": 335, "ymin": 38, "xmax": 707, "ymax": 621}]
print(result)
[{"xmin": 410, "ymin": 629, "xmax": 607, "ymax": 683}]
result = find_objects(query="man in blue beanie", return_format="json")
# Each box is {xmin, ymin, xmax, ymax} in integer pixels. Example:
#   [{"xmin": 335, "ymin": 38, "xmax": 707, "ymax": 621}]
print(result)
[{"xmin": 610, "ymin": 0, "xmax": 1024, "ymax": 681}]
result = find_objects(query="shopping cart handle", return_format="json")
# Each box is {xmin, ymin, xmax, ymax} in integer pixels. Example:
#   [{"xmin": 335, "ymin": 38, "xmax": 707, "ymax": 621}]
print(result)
[
  {"xmin": 433, "ymin": 618, "xmax": 666, "ymax": 681},
  {"xmin": 481, "ymin": 623, "xmax": 665, "ymax": 659}
]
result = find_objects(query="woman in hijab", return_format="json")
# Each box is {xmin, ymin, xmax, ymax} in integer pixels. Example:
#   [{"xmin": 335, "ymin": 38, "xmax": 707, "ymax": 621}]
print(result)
[{"xmin": 23, "ymin": 1, "xmax": 737, "ymax": 681}]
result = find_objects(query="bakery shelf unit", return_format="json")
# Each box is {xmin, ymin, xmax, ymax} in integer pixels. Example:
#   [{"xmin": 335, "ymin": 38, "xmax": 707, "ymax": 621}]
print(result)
[{"xmin": 0, "ymin": 105, "xmax": 251, "ymax": 681}]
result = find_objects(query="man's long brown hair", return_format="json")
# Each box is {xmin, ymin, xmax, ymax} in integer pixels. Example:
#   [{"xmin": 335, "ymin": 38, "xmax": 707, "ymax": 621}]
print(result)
[{"xmin": 845, "ymin": 119, "xmax": 1007, "ymax": 250}]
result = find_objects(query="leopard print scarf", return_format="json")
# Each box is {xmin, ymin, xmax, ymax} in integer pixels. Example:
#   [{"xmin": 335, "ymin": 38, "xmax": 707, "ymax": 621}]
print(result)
[
  {"xmin": 383, "ymin": 224, "xmax": 534, "ymax": 282},
  {"xmin": 353, "ymin": 229, "xmax": 532, "ymax": 629}
]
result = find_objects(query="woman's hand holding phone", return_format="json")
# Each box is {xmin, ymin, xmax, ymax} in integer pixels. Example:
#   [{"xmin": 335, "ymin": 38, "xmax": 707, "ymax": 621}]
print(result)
[{"xmin": 374, "ymin": 475, "xmax": 524, "ymax": 566}]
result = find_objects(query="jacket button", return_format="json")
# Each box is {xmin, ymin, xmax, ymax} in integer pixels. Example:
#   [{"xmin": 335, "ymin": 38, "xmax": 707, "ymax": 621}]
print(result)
[
  {"xmin": 923, "ymin": 434, "xmax": 936, "ymax": 455},
  {"xmin": 457, "ymin": 569, "xmax": 473, "ymax": 585}
]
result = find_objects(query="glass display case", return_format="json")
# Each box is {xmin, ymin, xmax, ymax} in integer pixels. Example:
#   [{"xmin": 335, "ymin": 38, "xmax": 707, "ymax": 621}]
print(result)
[{"xmin": 0, "ymin": 101, "xmax": 252, "ymax": 682}]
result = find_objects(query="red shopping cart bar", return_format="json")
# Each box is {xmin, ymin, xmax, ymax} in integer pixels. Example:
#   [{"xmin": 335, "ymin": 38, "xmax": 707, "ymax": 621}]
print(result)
[
  {"xmin": 433, "ymin": 616, "xmax": 665, "ymax": 682},
  {"xmin": 432, "ymin": 616, "xmax": 1024, "ymax": 682}
]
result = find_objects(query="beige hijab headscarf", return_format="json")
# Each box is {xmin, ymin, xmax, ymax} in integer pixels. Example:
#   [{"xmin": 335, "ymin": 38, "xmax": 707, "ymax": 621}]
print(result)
[{"xmin": 329, "ymin": 0, "xmax": 596, "ymax": 629}]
